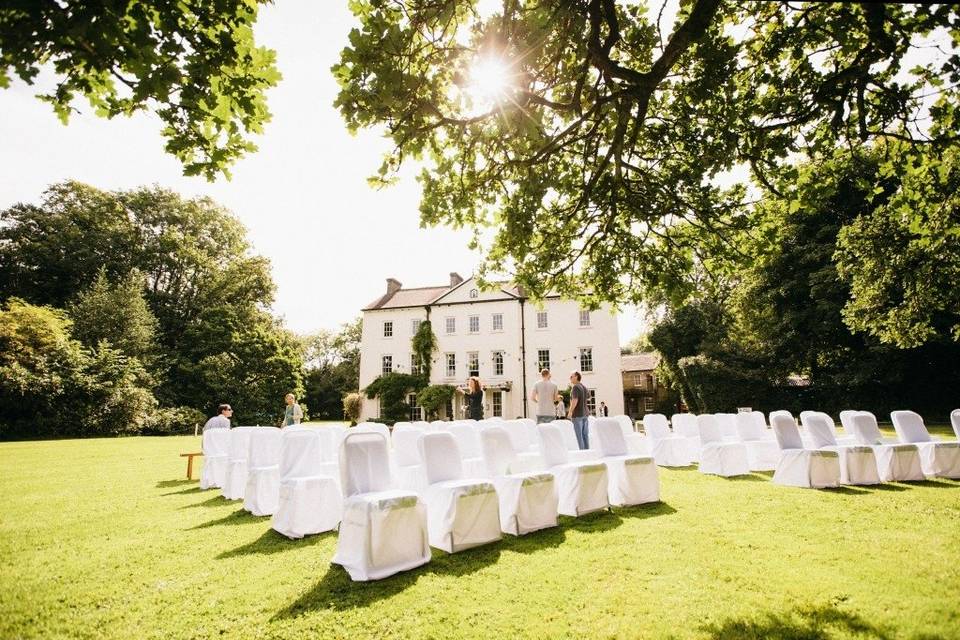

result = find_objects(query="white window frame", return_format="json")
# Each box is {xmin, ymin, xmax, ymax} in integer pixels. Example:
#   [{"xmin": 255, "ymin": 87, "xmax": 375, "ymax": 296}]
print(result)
[
  {"xmin": 579, "ymin": 347, "xmax": 594, "ymax": 373},
  {"xmin": 383, "ymin": 321, "xmax": 393, "ymax": 338},
  {"xmin": 633, "ymin": 373, "xmax": 643, "ymax": 387},
  {"xmin": 445, "ymin": 316, "xmax": 456, "ymax": 334},
  {"xmin": 536, "ymin": 310, "xmax": 548, "ymax": 329},
  {"xmin": 492, "ymin": 350, "xmax": 504, "ymax": 377},
  {"xmin": 445, "ymin": 352, "xmax": 456, "ymax": 378},
  {"xmin": 408, "ymin": 393, "xmax": 423, "ymax": 421},
  {"xmin": 537, "ymin": 349, "xmax": 550, "ymax": 371},
  {"xmin": 644, "ymin": 396, "xmax": 655, "ymax": 412},
  {"xmin": 468, "ymin": 315, "xmax": 480, "ymax": 334},
  {"xmin": 410, "ymin": 353, "xmax": 421, "ymax": 376},
  {"xmin": 492, "ymin": 391, "xmax": 503, "ymax": 417},
  {"xmin": 587, "ymin": 389, "xmax": 597, "ymax": 415},
  {"xmin": 579, "ymin": 309, "xmax": 591, "ymax": 327},
  {"xmin": 492, "ymin": 313, "xmax": 503, "ymax": 331},
  {"xmin": 467, "ymin": 351, "xmax": 480, "ymax": 377},
  {"xmin": 411, "ymin": 319, "xmax": 422, "ymax": 334},
  {"xmin": 381, "ymin": 355, "xmax": 393, "ymax": 375}
]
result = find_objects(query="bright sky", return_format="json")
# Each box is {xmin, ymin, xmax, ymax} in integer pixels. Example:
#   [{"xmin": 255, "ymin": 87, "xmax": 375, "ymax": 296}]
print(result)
[{"xmin": 0, "ymin": 2, "xmax": 653, "ymax": 343}]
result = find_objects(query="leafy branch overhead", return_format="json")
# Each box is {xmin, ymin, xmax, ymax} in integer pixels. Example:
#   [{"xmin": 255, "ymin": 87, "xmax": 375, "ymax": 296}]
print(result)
[
  {"xmin": 0, "ymin": 0, "xmax": 281, "ymax": 180},
  {"xmin": 333, "ymin": 1, "xmax": 960, "ymax": 311}
]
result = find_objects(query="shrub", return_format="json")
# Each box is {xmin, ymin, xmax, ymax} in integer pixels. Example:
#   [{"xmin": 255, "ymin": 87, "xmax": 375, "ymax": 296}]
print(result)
[
  {"xmin": 342, "ymin": 392, "xmax": 363, "ymax": 425},
  {"xmin": 417, "ymin": 384, "xmax": 455, "ymax": 420},
  {"xmin": 143, "ymin": 406, "xmax": 207, "ymax": 435},
  {"xmin": 364, "ymin": 373, "xmax": 426, "ymax": 425}
]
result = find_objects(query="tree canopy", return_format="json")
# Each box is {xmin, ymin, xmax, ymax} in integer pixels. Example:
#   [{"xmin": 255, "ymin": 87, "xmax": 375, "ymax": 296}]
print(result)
[
  {"xmin": 0, "ymin": 0, "xmax": 280, "ymax": 179},
  {"xmin": 334, "ymin": 1, "xmax": 960, "ymax": 345}
]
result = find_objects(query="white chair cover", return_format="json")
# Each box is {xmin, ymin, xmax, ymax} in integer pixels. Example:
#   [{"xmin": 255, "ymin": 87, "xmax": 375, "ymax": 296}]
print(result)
[
  {"xmin": 271, "ymin": 429, "xmax": 342, "ymax": 539},
  {"xmin": 479, "ymin": 427, "xmax": 558, "ymax": 535},
  {"xmin": 751, "ymin": 411, "xmax": 767, "ymax": 431},
  {"xmin": 429, "ymin": 420, "xmax": 449, "ymax": 431},
  {"xmin": 353, "ymin": 422, "xmax": 391, "ymax": 446},
  {"xmin": 801, "ymin": 411, "xmax": 856, "ymax": 445},
  {"xmin": 805, "ymin": 415, "xmax": 879, "ymax": 485},
  {"xmin": 446, "ymin": 422, "xmax": 490, "ymax": 477},
  {"xmin": 332, "ymin": 432, "xmax": 430, "ymax": 581},
  {"xmin": 222, "ymin": 426, "xmax": 256, "ymax": 500},
  {"xmin": 697, "ymin": 414, "xmax": 750, "ymax": 477},
  {"xmin": 891, "ymin": 410, "xmax": 960, "ymax": 478},
  {"xmin": 538, "ymin": 424, "xmax": 609, "ymax": 516},
  {"xmin": 313, "ymin": 426, "xmax": 341, "ymax": 478},
  {"xmin": 418, "ymin": 432, "xmax": 501, "ymax": 552},
  {"xmin": 200, "ymin": 428, "xmax": 230, "ymax": 490},
  {"xmin": 593, "ymin": 418, "xmax": 659, "ymax": 506},
  {"xmin": 392, "ymin": 422, "xmax": 415, "ymax": 432},
  {"xmin": 770, "ymin": 414, "xmax": 840, "ymax": 488},
  {"xmin": 734, "ymin": 412, "xmax": 778, "ymax": 471},
  {"xmin": 614, "ymin": 414, "xmax": 635, "ymax": 433},
  {"xmin": 391, "ymin": 428, "xmax": 426, "ymax": 491},
  {"xmin": 849, "ymin": 412, "xmax": 924, "ymax": 482},
  {"xmin": 503, "ymin": 419, "xmax": 535, "ymax": 453},
  {"xmin": 839, "ymin": 410, "xmax": 859, "ymax": 433},
  {"xmin": 244, "ymin": 427, "xmax": 283, "ymax": 516},
  {"xmin": 671, "ymin": 413, "xmax": 700, "ymax": 462},
  {"xmin": 716, "ymin": 413, "xmax": 739, "ymax": 440},
  {"xmin": 951, "ymin": 409, "xmax": 960, "ymax": 440},
  {"xmin": 643, "ymin": 413, "xmax": 691, "ymax": 467},
  {"xmin": 549, "ymin": 419, "xmax": 602, "ymax": 462}
]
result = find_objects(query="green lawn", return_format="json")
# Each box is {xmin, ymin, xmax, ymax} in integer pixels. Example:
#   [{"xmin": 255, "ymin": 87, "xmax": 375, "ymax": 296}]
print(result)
[{"xmin": 1, "ymin": 428, "xmax": 958, "ymax": 640}]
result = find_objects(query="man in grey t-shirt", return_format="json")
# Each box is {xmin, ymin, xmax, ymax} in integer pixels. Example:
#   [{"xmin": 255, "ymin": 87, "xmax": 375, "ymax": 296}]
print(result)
[
  {"xmin": 567, "ymin": 372, "xmax": 589, "ymax": 449},
  {"xmin": 531, "ymin": 369, "xmax": 560, "ymax": 424}
]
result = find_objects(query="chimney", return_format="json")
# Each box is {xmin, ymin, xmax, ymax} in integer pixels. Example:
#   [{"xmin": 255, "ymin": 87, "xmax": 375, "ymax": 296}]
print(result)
[
  {"xmin": 449, "ymin": 272, "xmax": 464, "ymax": 287},
  {"xmin": 386, "ymin": 278, "xmax": 402, "ymax": 296}
]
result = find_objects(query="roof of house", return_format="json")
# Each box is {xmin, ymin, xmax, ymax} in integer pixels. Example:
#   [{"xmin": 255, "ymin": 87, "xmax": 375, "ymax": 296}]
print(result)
[
  {"xmin": 363, "ymin": 286, "xmax": 451, "ymax": 311},
  {"xmin": 621, "ymin": 352, "xmax": 660, "ymax": 372}
]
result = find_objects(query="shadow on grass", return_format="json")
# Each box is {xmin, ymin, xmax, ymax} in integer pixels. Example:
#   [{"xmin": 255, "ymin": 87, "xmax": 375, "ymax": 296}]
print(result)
[
  {"xmin": 189, "ymin": 508, "xmax": 263, "ymax": 529},
  {"xmin": 156, "ymin": 479, "xmax": 194, "ymax": 489},
  {"xmin": 723, "ymin": 473, "xmax": 770, "ymax": 482},
  {"xmin": 863, "ymin": 483, "xmax": 911, "ymax": 492},
  {"xmin": 179, "ymin": 495, "xmax": 234, "ymax": 509},
  {"xmin": 275, "ymin": 505, "xmax": 676, "ymax": 617},
  {"xmin": 218, "ymin": 528, "xmax": 335, "ymax": 559},
  {"xmin": 160, "ymin": 486, "xmax": 205, "ymax": 496},
  {"xmin": 825, "ymin": 485, "xmax": 870, "ymax": 495},
  {"xmin": 702, "ymin": 603, "xmax": 909, "ymax": 640},
  {"xmin": 910, "ymin": 480, "xmax": 960, "ymax": 489}
]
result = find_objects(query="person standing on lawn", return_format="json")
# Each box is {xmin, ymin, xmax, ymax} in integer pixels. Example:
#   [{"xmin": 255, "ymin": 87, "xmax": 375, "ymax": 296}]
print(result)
[
  {"xmin": 599, "ymin": 401, "xmax": 609, "ymax": 417},
  {"xmin": 567, "ymin": 372, "xmax": 589, "ymax": 449},
  {"xmin": 456, "ymin": 376, "xmax": 485, "ymax": 420},
  {"xmin": 531, "ymin": 368, "xmax": 560, "ymax": 424},
  {"xmin": 283, "ymin": 393, "xmax": 303, "ymax": 426}
]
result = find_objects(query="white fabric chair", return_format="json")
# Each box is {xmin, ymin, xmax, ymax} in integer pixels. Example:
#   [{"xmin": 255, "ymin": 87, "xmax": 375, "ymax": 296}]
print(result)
[
  {"xmin": 751, "ymin": 411, "xmax": 767, "ymax": 431},
  {"xmin": 671, "ymin": 413, "xmax": 700, "ymax": 462},
  {"xmin": 200, "ymin": 428, "xmax": 230, "ymax": 490},
  {"xmin": 391, "ymin": 428, "xmax": 427, "ymax": 491},
  {"xmin": 353, "ymin": 422, "xmax": 391, "ymax": 445},
  {"xmin": 479, "ymin": 426, "xmax": 558, "ymax": 535},
  {"xmin": 593, "ymin": 418, "xmax": 659, "ymax": 506},
  {"xmin": 697, "ymin": 414, "xmax": 750, "ymax": 477},
  {"xmin": 418, "ymin": 432, "xmax": 502, "ymax": 553},
  {"xmin": 952, "ymin": 409, "xmax": 960, "ymax": 440},
  {"xmin": 734, "ymin": 412, "xmax": 778, "ymax": 471},
  {"xmin": 313, "ymin": 426, "xmax": 341, "ymax": 478},
  {"xmin": 642, "ymin": 413, "xmax": 691, "ymax": 467},
  {"xmin": 550, "ymin": 419, "xmax": 602, "ymax": 462},
  {"xmin": 272, "ymin": 429, "xmax": 342, "ymax": 539},
  {"xmin": 801, "ymin": 411, "xmax": 856, "ymax": 445},
  {"xmin": 839, "ymin": 410, "xmax": 859, "ymax": 433},
  {"xmin": 805, "ymin": 414, "xmax": 880, "ymax": 485},
  {"xmin": 332, "ymin": 432, "xmax": 430, "ymax": 581},
  {"xmin": 891, "ymin": 410, "xmax": 960, "ymax": 479},
  {"xmin": 503, "ymin": 419, "xmax": 537, "ymax": 454},
  {"xmin": 850, "ymin": 412, "xmax": 924, "ymax": 482},
  {"xmin": 770, "ymin": 414, "xmax": 840, "ymax": 488},
  {"xmin": 447, "ymin": 421, "xmax": 491, "ymax": 477},
  {"xmin": 222, "ymin": 426, "xmax": 256, "ymax": 500},
  {"xmin": 392, "ymin": 422, "xmax": 414, "ymax": 431},
  {"xmin": 614, "ymin": 414, "xmax": 648, "ymax": 455},
  {"xmin": 715, "ymin": 413, "xmax": 739, "ymax": 441},
  {"xmin": 429, "ymin": 420, "xmax": 449, "ymax": 431},
  {"xmin": 538, "ymin": 424, "xmax": 609, "ymax": 516},
  {"xmin": 244, "ymin": 427, "xmax": 283, "ymax": 516}
]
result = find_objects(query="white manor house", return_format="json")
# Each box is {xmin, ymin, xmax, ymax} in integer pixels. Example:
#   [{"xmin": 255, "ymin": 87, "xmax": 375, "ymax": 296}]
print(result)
[{"xmin": 358, "ymin": 272, "xmax": 625, "ymax": 422}]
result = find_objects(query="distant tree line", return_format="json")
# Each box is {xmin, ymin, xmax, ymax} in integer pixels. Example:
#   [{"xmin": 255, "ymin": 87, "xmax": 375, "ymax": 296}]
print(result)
[{"xmin": 0, "ymin": 181, "xmax": 315, "ymax": 439}]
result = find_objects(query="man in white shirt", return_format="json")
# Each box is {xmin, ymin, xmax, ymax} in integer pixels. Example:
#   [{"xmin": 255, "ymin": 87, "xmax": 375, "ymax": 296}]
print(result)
[
  {"xmin": 531, "ymin": 369, "xmax": 560, "ymax": 424},
  {"xmin": 203, "ymin": 404, "xmax": 233, "ymax": 432}
]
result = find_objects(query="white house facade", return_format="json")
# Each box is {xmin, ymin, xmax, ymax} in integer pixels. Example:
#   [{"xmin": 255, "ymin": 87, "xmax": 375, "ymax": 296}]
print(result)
[{"xmin": 358, "ymin": 272, "xmax": 624, "ymax": 422}]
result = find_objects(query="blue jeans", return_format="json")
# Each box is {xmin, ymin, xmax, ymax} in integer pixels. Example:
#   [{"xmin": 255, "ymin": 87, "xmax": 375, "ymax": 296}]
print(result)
[{"xmin": 572, "ymin": 416, "xmax": 589, "ymax": 450}]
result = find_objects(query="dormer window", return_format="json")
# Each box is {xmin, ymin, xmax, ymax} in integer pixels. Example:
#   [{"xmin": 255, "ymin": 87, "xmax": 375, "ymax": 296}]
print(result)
[{"xmin": 469, "ymin": 289, "xmax": 478, "ymax": 299}]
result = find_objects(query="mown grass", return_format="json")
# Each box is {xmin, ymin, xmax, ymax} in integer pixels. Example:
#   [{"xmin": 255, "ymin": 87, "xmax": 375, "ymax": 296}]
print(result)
[{"xmin": 1, "ymin": 426, "xmax": 958, "ymax": 639}]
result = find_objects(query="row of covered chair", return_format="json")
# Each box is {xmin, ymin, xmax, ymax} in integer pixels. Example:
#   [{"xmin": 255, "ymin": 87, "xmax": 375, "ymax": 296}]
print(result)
[
  {"xmin": 630, "ymin": 408, "xmax": 960, "ymax": 488},
  {"xmin": 198, "ymin": 417, "xmax": 660, "ymax": 581}
]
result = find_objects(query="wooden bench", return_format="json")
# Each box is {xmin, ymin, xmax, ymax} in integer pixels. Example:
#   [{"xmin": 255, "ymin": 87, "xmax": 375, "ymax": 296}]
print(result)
[{"xmin": 180, "ymin": 452, "xmax": 203, "ymax": 480}]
